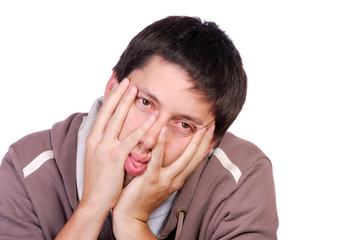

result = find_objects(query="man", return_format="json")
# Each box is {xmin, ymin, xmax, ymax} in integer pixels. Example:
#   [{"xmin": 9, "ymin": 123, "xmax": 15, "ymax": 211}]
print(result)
[{"xmin": 0, "ymin": 16, "xmax": 278, "ymax": 239}]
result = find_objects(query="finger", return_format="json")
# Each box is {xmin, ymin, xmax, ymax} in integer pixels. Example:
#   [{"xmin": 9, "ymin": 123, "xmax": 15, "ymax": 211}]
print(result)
[
  {"xmin": 104, "ymin": 85, "xmax": 138, "ymax": 140},
  {"xmin": 119, "ymin": 115, "xmax": 157, "ymax": 153},
  {"xmin": 175, "ymin": 125, "xmax": 215, "ymax": 181},
  {"xmin": 91, "ymin": 78, "xmax": 130, "ymax": 137},
  {"xmin": 147, "ymin": 127, "xmax": 168, "ymax": 175},
  {"xmin": 165, "ymin": 127, "xmax": 207, "ymax": 177}
]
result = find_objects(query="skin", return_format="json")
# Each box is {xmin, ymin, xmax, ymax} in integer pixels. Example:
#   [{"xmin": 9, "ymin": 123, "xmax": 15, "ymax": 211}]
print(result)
[
  {"xmin": 56, "ymin": 55, "xmax": 216, "ymax": 239},
  {"xmin": 106, "ymin": 56, "xmax": 216, "ymax": 185}
]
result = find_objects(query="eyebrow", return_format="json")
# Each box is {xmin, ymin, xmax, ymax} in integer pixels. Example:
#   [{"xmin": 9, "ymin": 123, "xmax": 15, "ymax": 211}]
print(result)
[
  {"xmin": 138, "ymin": 87, "xmax": 161, "ymax": 106},
  {"xmin": 177, "ymin": 114, "xmax": 205, "ymax": 126},
  {"xmin": 137, "ymin": 86, "xmax": 206, "ymax": 126}
]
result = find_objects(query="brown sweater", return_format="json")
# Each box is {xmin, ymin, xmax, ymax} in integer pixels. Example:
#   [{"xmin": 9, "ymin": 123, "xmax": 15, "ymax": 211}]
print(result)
[{"xmin": 0, "ymin": 113, "xmax": 278, "ymax": 239}]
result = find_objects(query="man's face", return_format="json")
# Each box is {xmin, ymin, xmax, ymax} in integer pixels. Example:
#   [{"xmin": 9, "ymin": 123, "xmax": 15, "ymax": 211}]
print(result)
[{"xmin": 114, "ymin": 56, "xmax": 215, "ymax": 180}]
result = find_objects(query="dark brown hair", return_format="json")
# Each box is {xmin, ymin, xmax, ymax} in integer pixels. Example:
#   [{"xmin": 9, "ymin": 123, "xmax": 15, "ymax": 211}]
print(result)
[{"xmin": 113, "ymin": 16, "xmax": 247, "ymax": 139}]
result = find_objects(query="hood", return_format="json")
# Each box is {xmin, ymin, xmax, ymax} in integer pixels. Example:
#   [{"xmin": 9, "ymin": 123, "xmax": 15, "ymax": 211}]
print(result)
[{"xmin": 50, "ymin": 112, "xmax": 87, "ymax": 210}]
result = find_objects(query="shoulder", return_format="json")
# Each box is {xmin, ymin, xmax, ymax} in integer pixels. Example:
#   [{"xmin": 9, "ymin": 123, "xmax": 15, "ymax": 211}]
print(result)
[
  {"xmin": 0, "ymin": 113, "xmax": 86, "ymax": 238},
  {"xmin": 9, "ymin": 129, "xmax": 53, "ymax": 172},
  {"xmin": 210, "ymin": 131, "xmax": 271, "ymax": 185},
  {"xmin": 7, "ymin": 112, "xmax": 86, "ymax": 176},
  {"xmin": 205, "ymin": 132, "xmax": 278, "ymax": 238},
  {"xmin": 173, "ymin": 132, "xmax": 278, "ymax": 239}
]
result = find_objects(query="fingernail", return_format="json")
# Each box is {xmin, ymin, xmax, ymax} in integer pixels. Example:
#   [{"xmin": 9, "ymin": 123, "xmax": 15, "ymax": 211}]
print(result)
[
  {"xmin": 112, "ymin": 83, "xmax": 119, "ymax": 91},
  {"xmin": 161, "ymin": 127, "xmax": 168, "ymax": 136},
  {"xmin": 129, "ymin": 85, "xmax": 137, "ymax": 94},
  {"xmin": 120, "ymin": 78, "xmax": 129, "ymax": 86},
  {"xmin": 148, "ymin": 115, "xmax": 156, "ymax": 124}
]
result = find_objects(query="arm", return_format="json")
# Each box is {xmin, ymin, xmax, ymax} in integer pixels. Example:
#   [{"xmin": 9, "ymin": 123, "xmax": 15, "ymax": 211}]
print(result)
[
  {"xmin": 210, "ymin": 159, "xmax": 278, "ymax": 240},
  {"xmin": 0, "ymin": 149, "xmax": 45, "ymax": 239}
]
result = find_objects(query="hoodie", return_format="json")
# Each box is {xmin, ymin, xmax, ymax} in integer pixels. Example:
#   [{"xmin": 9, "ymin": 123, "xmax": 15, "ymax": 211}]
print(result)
[{"xmin": 0, "ymin": 113, "xmax": 278, "ymax": 239}]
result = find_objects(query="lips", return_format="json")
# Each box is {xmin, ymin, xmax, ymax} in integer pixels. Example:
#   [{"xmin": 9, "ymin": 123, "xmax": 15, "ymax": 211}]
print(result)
[{"xmin": 124, "ymin": 152, "xmax": 151, "ymax": 176}]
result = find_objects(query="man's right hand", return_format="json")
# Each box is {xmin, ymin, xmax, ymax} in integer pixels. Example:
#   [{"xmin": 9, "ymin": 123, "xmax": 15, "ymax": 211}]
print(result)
[
  {"xmin": 81, "ymin": 78, "xmax": 155, "ymax": 212},
  {"xmin": 56, "ymin": 78, "xmax": 155, "ymax": 239}
]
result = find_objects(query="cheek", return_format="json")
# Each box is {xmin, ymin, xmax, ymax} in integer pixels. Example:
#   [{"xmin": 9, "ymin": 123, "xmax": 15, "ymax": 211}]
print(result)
[{"xmin": 162, "ymin": 136, "xmax": 191, "ymax": 167}]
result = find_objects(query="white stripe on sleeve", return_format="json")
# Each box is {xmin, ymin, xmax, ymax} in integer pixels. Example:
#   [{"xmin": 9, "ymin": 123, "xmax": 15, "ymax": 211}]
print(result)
[
  {"xmin": 23, "ymin": 150, "xmax": 54, "ymax": 178},
  {"xmin": 213, "ymin": 148, "xmax": 242, "ymax": 184}
]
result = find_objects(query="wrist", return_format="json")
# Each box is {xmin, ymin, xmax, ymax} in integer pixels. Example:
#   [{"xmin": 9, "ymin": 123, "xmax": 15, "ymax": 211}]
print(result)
[
  {"xmin": 55, "ymin": 202, "xmax": 110, "ymax": 239},
  {"xmin": 78, "ymin": 192, "xmax": 115, "ymax": 217},
  {"xmin": 113, "ymin": 214, "xmax": 155, "ymax": 239},
  {"xmin": 113, "ymin": 196, "xmax": 153, "ymax": 223},
  {"xmin": 77, "ymin": 200, "xmax": 110, "ymax": 220}
]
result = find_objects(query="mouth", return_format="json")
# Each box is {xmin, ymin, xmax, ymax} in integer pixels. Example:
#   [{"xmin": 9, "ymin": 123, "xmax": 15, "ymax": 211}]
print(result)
[{"xmin": 124, "ymin": 152, "xmax": 151, "ymax": 177}]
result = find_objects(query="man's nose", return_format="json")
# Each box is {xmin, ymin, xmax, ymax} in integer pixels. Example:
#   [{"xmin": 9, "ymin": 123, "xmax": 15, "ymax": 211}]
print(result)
[{"xmin": 139, "ymin": 118, "xmax": 166, "ymax": 150}]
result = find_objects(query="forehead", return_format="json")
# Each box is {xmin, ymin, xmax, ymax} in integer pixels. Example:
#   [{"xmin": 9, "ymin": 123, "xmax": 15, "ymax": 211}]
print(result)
[{"xmin": 128, "ymin": 56, "xmax": 214, "ymax": 122}]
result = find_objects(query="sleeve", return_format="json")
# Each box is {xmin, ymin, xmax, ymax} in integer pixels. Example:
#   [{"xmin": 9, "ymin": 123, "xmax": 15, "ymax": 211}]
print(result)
[
  {"xmin": 0, "ymin": 148, "xmax": 45, "ymax": 240},
  {"xmin": 210, "ymin": 158, "xmax": 278, "ymax": 240}
]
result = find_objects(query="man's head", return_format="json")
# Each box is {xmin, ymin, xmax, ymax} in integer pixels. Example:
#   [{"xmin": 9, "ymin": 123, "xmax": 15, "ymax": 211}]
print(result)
[{"xmin": 113, "ymin": 16, "xmax": 247, "ymax": 140}]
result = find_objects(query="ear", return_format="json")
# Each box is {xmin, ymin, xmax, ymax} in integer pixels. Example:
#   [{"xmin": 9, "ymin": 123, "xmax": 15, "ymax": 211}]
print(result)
[{"xmin": 104, "ymin": 72, "xmax": 119, "ymax": 100}]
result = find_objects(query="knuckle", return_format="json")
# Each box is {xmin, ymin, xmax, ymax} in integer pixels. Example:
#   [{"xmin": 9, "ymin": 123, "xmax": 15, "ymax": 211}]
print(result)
[
  {"xmin": 96, "ymin": 142, "xmax": 109, "ymax": 156},
  {"xmin": 123, "ymin": 89, "xmax": 135, "ymax": 102},
  {"xmin": 152, "ymin": 150, "xmax": 163, "ymax": 161},
  {"xmin": 140, "ymin": 122, "xmax": 151, "ymax": 132},
  {"xmin": 148, "ymin": 175, "xmax": 160, "ymax": 185},
  {"xmin": 170, "ymin": 181, "xmax": 184, "ymax": 192},
  {"xmin": 161, "ymin": 183, "xmax": 171, "ymax": 192},
  {"xmin": 85, "ymin": 135, "xmax": 96, "ymax": 149},
  {"xmin": 127, "ymin": 132, "xmax": 140, "ymax": 144}
]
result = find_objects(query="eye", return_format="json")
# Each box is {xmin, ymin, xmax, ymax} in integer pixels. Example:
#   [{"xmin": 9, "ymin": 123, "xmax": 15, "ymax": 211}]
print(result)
[
  {"xmin": 139, "ymin": 98, "xmax": 152, "ymax": 108},
  {"xmin": 181, "ymin": 122, "xmax": 191, "ymax": 129},
  {"xmin": 178, "ymin": 122, "xmax": 195, "ymax": 132}
]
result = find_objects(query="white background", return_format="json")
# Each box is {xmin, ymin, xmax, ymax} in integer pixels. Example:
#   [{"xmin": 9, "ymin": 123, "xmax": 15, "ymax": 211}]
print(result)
[{"xmin": 1, "ymin": 1, "xmax": 359, "ymax": 239}]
